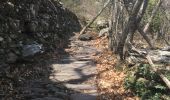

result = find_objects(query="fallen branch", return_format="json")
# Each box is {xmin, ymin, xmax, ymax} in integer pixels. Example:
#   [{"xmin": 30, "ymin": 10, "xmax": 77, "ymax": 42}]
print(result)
[
  {"xmin": 163, "ymin": 37, "xmax": 170, "ymax": 46},
  {"xmin": 137, "ymin": 27, "xmax": 154, "ymax": 48},
  {"xmin": 79, "ymin": 0, "xmax": 111, "ymax": 36},
  {"xmin": 146, "ymin": 55, "xmax": 170, "ymax": 89}
]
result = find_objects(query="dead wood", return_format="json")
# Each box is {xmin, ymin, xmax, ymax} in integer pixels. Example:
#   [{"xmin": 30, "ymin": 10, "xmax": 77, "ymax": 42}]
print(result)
[
  {"xmin": 126, "ymin": 47, "xmax": 170, "ymax": 89},
  {"xmin": 146, "ymin": 55, "xmax": 170, "ymax": 89}
]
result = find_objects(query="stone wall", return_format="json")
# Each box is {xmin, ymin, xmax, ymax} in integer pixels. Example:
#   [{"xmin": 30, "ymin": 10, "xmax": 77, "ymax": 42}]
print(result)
[{"xmin": 0, "ymin": 0, "xmax": 81, "ymax": 66}]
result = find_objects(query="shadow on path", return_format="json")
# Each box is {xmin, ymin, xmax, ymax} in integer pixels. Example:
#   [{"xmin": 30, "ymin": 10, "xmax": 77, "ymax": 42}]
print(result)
[{"xmin": 3, "ymin": 31, "xmax": 99, "ymax": 100}]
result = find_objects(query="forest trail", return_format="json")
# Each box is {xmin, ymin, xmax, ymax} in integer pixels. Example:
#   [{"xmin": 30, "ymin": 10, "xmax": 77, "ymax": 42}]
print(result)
[
  {"xmin": 9, "ymin": 33, "xmax": 100, "ymax": 100},
  {"xmin": 49, "ymin": 33, "xmax": 100, "ymax": 100}
]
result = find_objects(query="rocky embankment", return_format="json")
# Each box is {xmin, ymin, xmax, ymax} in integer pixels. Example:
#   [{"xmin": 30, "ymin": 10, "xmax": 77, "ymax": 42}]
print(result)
[
  {"xmin": 0, "ymin": 0, "xmax": 81, "ymax": 66},
  {"xmin": 0, "ymin": 0, "xmax": 82, "ymax": 99}
]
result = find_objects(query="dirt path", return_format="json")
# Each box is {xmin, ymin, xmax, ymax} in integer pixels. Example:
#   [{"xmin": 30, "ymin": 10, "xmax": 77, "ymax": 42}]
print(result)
[
  {"xmin": 3, "ymin": 33, "xmax": 99, "ymax": 100},
  {"xmin": 49, "ymin": 34, "xmax": 100, "ymax": 100}
]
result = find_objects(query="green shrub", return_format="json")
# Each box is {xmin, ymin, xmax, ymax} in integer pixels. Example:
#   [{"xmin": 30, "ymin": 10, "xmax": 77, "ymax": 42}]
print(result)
[{"xmin": 124, "ymin": 64, "xmax": 170, "ymax": 100}]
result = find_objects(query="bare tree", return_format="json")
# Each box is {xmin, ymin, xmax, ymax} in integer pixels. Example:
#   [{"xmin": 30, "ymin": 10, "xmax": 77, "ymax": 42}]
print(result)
[{"xmin": 117, "ymin": 0, "xmax": 144, "ymax": 60}]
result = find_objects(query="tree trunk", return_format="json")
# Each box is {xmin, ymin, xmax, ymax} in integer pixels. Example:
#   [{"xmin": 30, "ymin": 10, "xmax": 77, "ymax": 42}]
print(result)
[
  {"xmin": 108, "ymin": 1, "xmax": 114, "ymax": 51},
  {"xmin": 123, "ymin": 0, "xmax": 154, "ymax": 48},
  {"xmin": 79, "ymin": 0, "xmax": 111, "ymax": 36},
  {"xmin": 143, "ymin": 0, "xmax": 162, "ymax": 33},
  {"xmin": 136, "ymin": 0, "xmax": 162, "ymax": 48},
  {"xmin": 117, "ymin": 0, "xmax": 144, "ymax": 60},
  {"xmin": 129, "ymin": 0, "xmax": 149, "ymax": 43}
]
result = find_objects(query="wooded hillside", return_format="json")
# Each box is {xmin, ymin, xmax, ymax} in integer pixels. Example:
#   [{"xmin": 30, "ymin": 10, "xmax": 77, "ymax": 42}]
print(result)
[{"xmin": 0, "ymin": 0, "xmax": 170, "ymax": 100}]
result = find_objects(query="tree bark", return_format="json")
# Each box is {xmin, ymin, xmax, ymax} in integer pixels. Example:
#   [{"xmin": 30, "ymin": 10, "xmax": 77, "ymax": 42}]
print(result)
[
  {"xmin": 130, "ymin": 0, "xmax": 149, "ymax": 43},
  {"xmin": 117, "ymin": 0, "xmax": 144, "ymax": 60},
  {"xmin": 123, "ymin": 0, "xmax": 154, "ymax": 48},
  {"xmin": 143, "ymin": 0, "xmax": 162, "ymax": 33},
  {"xmin": 108, "ymin": 1, "xmax": 114, "ymax": 51}
]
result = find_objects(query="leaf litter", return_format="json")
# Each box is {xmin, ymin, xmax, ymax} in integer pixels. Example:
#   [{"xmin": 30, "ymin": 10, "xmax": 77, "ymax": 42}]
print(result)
[{"xmin": 91, "ymin": 36, "xmax": 139, "ymax": 100}]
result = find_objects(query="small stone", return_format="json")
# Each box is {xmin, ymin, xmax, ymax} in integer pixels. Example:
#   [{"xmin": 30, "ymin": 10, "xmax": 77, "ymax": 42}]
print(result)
[
  {"xmin": 0, "ymin": 37, "xmax": 4, "ymax": 42},
  {"xmin": 98, "ymin": 27, "xmax": 109, "ymax": 37},
  {"xmin": 79, "ymin": 34, "xmax": 93, "ymax": 41},
  {"xmin": 7, "ymin": 2, "xmax": 14, "ymax": 7},
  {"xmin": 7, "ymin": 52, "xmax": 18, "ymax": 63},
  {"xmin": 32, "ymin": 97, "xmax": 63, "ymax": 100},
  {"xmin": 0, "ymin": 49, "xmax": 4, "ymax": 52},
  {"xmin": 96, "ymin": 19, "xmax": 108, "ymax": 30},
  {"xmin": 70, "ymin": 94, "xmax": 96, "ymax": 100},
  {"xmin": 22, "ymin": 42, "xmax": 43, "ymax": 57}
]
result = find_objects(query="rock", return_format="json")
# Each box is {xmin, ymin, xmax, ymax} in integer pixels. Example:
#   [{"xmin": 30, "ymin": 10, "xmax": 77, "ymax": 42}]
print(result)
[
  {"xmin": 79, "ymin": 34, "xmax": 93, "ymax": 41},
  {"xmin": 70, "ymin": 94, "xmax": 97, "ymax": 100},
  {"xmin": 0, "ymin": 37, "xmax": 4, "ymax": 41},
  {"xmin": 98, "ymin": 27, "xmax": 109, "ymax": 37},
  {"xmin": 126, "ymin": 56, "xmax": 136, "ymax": 67},
  {"xmin": 65, "ymin": 84, "xmax": 96, "ymax": 90},
  {"xmin": 22, "ymin": 42, "xmax": 44, "ymax": 57},
  {"xmin": 32, "ymin": 97, "xmax": 63, "ymax": 100},
  {"xmin": 162, "ymin": 46, "xmax": 170, "ymax": 51},
  {"xmin": 24, "ymin": 21, "xmax": 38, "ymax": 34},
  {"xmin": 96, "ymin": 19, "xmax": 108, "ymax": 30},
  {"xmin": 6, "ymin": 52, "xmax": 18, "ymax": 63}
]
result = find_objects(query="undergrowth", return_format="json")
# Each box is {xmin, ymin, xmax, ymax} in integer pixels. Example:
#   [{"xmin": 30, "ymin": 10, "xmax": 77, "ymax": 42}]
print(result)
[{"xmin": 124, "ymin": 64, "xmax": 170, "ymax": 100}]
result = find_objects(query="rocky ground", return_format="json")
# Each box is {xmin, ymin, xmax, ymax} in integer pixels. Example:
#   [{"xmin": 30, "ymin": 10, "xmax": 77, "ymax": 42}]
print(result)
[
  {"xmin": 0, "ymin": 32, "xmax": 100, "ymax": 100},
  {"xmin": 50, "ymin": 33, "xmax": 100, "ymax": 100},
  {"xmin": 0, "ymin": 0, "xmax": 91, "ymax": 100},
  {"xmin": 0, "ymin": 0, "xmax": 80, "ymax": 66}
]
